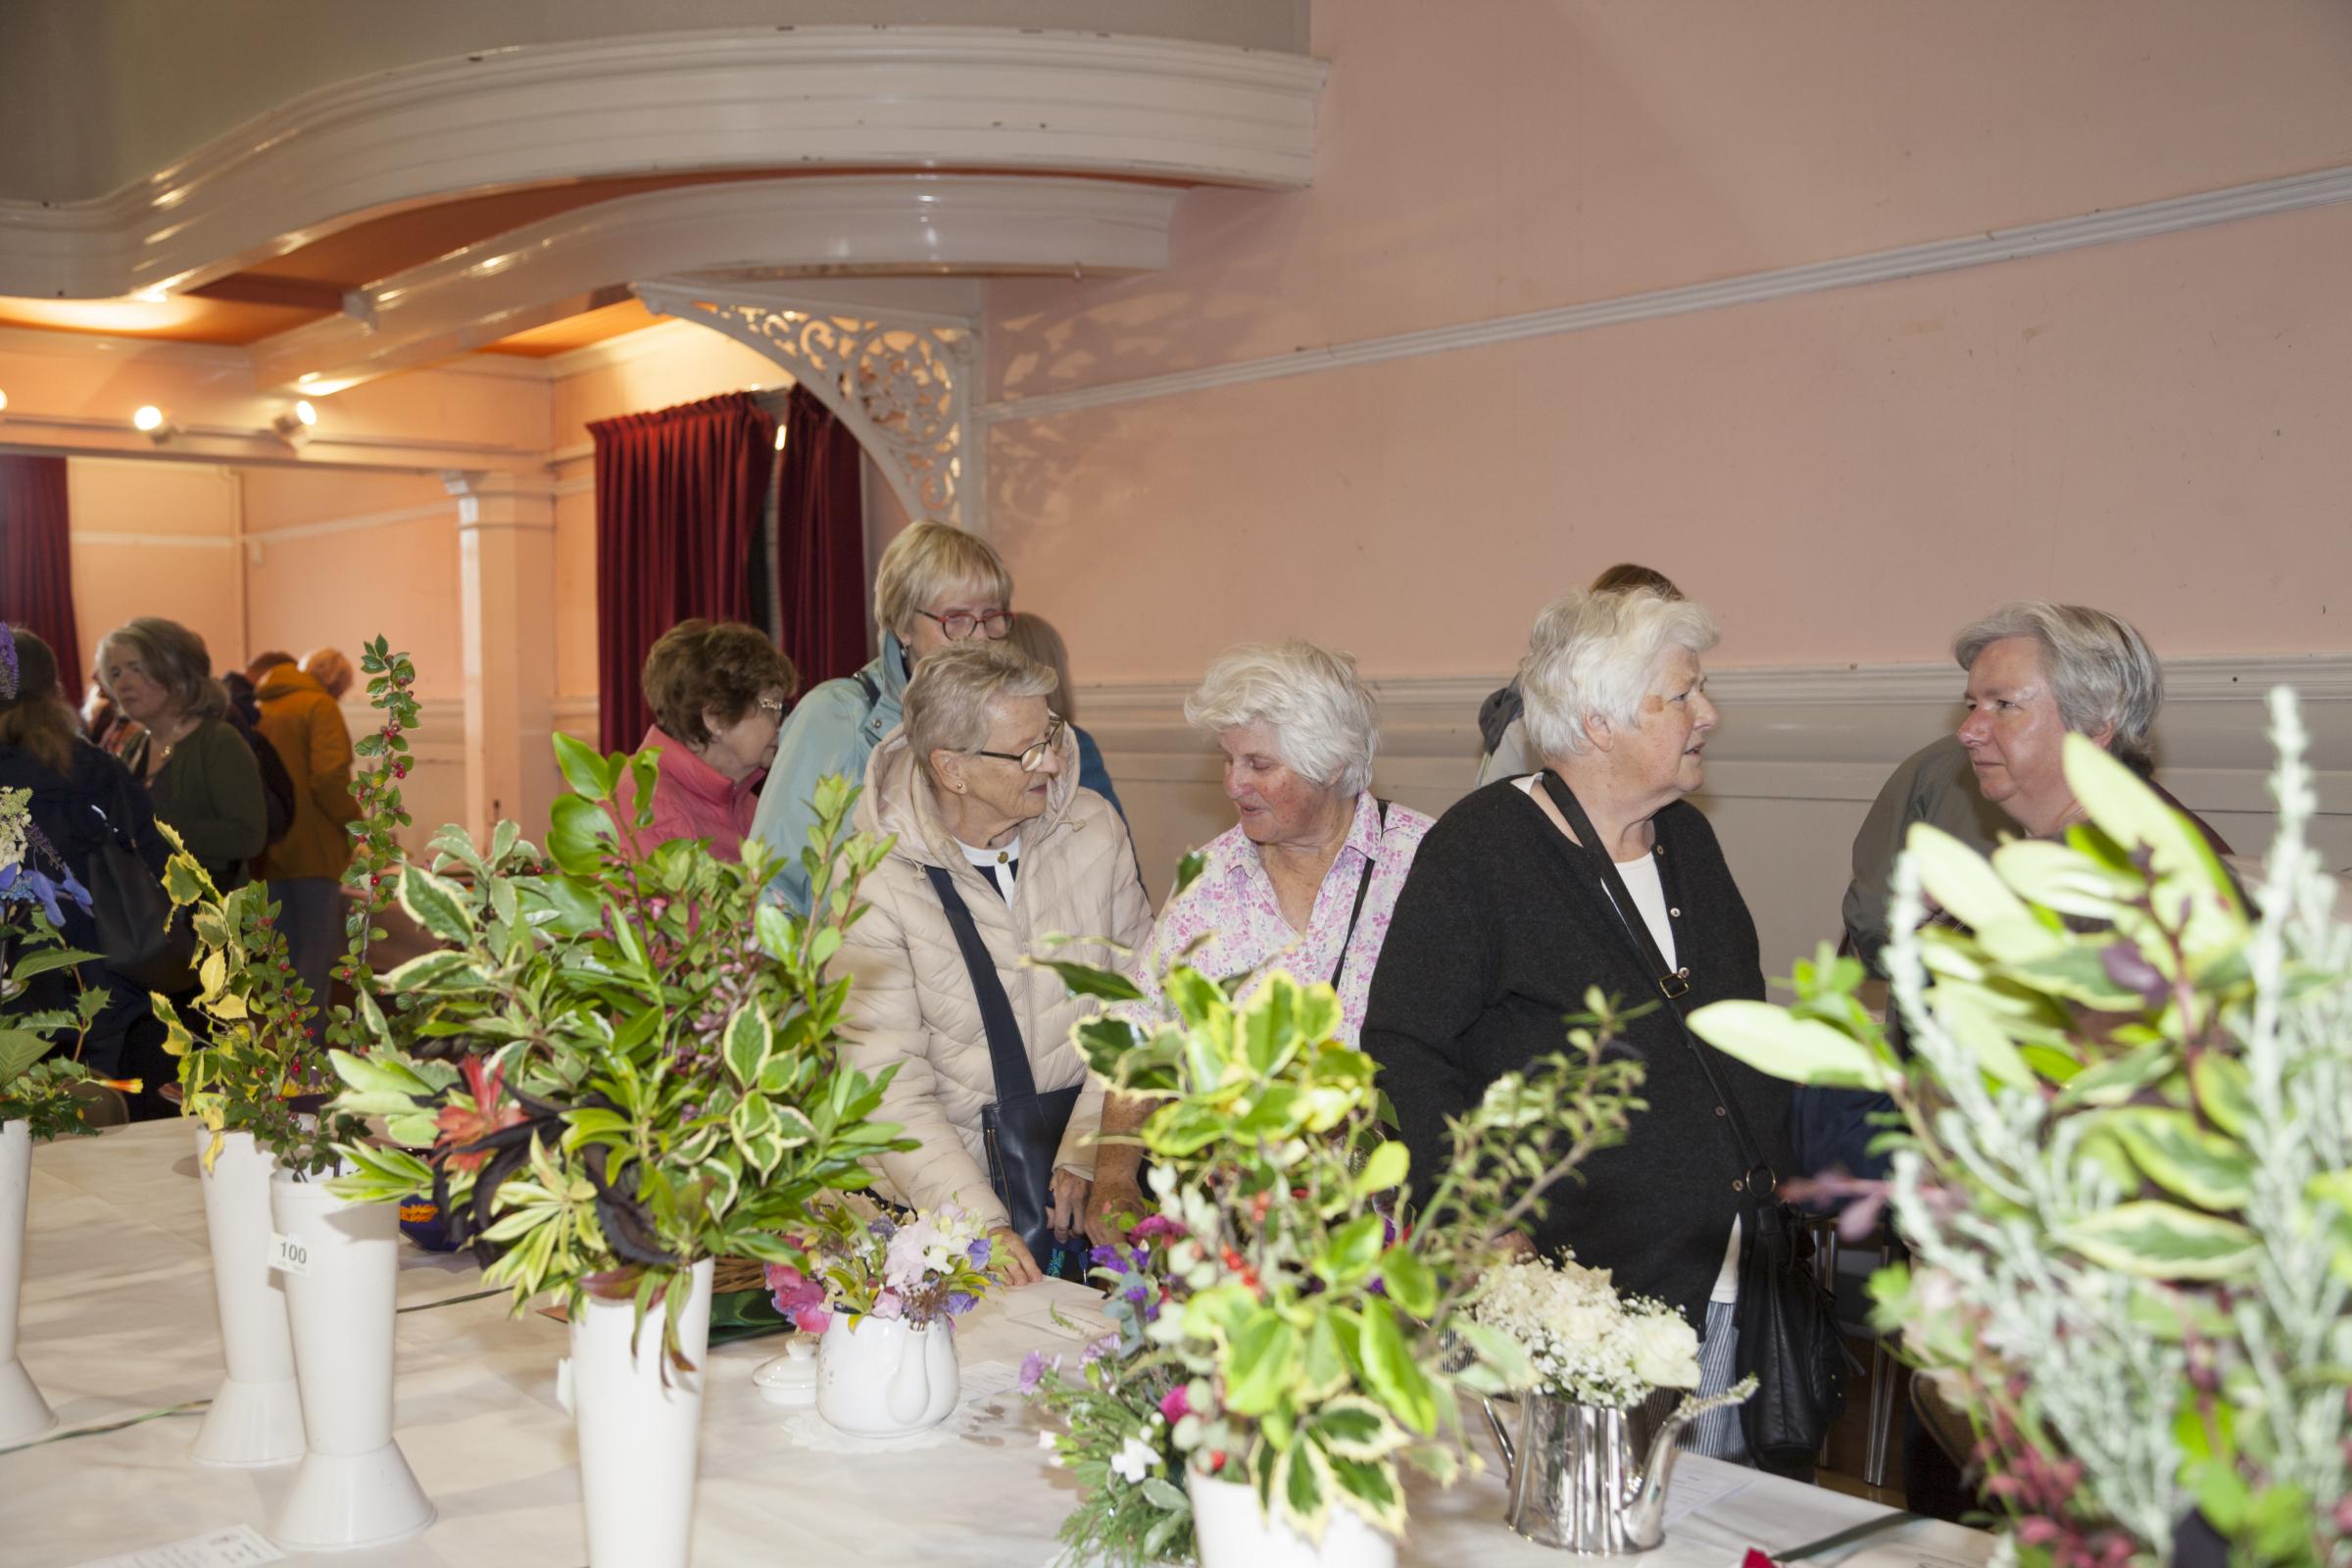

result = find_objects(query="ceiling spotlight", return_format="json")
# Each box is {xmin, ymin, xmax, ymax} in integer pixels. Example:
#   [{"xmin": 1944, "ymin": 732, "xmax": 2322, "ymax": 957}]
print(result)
[
  {"xmin": 133, "ymin": 405, "xmax": 176, "ymax": 444},
  {"xmin": 0, "ymin": 387, "xmax": 9, "ymax": 419},
  {"xmin": 272, "ymin": 400, "xmax": 318, "ymax": 447}
]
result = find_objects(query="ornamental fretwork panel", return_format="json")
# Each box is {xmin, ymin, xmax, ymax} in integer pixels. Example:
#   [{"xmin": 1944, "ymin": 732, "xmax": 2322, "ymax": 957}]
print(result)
[{"xmin": 641, "ymin": 288, "xmax": 982, "ymax": 533}]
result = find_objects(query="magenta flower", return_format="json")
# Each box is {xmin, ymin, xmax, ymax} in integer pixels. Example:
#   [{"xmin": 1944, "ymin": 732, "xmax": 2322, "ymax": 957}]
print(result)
[
  {"xmin": 1129, "ymin": 1215, "xmax": 1188, "ymax": 1241},
  {"xmin": 1159, "ymin": 1385, "xmax": 1191, "ymax": 1423},
  {"xmin": 764, "ymin": 1263, "xmax": 831, "ymax": 1334}
]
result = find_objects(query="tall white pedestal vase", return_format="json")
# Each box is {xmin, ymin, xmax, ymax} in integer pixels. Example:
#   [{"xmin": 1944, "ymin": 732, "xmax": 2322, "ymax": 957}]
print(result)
[
  {"xmin": 0, "ymin": 1120, "xmax": 56, "ymax": 1443},
  {"xmin": 190, "ymin": 1126, "xmax": 304, "ymax": 1465},
  {"xmin": 1188, "ymin": 1474, "xmax": 1396, "ymax": 1568},
  {"xmin": 560, "ymin": 1258, "xmax": 714, "ymax": 1568},
  {"xmin": 267, "ymin": 1169, "xmax": 435, "ymax": 1551}
]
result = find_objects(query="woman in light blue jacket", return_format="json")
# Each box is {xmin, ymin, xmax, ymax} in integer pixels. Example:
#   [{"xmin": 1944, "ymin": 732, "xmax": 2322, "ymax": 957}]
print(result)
[{"xmin": 748, "ymin": 522, "xmax": 1017, "ymax": 910}]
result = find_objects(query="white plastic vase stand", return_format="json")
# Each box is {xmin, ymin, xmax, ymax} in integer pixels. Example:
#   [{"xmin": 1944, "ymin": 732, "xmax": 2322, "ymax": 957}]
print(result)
[
  {"xmin": 190, "ymin": 1126, "xmax": 305, "ymax": 1465},
  {"xmin": 1189, "ymin": 1472, "xmax": 1397, "ymax": 1568},
  {"xmin": 0, "ymin": 1120, "xmax": 56, "ymax": 1443},
  {"xmin": 561, "ymin": 1257, "xmax": 714, "ymax": 1568},
  {"xmin": 267, "ymin": 1171, "xmax": 435, "ymax": 1551},
  {"xmin": 815, "ymin": 1313, "xmax": 959, "ymax": 1437}
]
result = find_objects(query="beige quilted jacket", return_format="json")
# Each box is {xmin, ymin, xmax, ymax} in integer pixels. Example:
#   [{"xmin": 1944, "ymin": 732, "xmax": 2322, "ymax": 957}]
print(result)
[{"xmin": 838, "ymin": 725, "xmax": 1153, "ymax": 1229}]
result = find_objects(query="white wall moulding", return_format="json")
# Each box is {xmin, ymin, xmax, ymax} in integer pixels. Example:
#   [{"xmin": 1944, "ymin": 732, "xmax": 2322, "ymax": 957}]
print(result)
[
  {"xmin": 980, "ymin": 161, "xmax": 2352, "ymax": 425},
  {"xmin": 248, "ymin": 176, "xmax": 1174, "ymax": 395},
  {"xmin": 640, "ymin": 281, "xmax": 984, "ymax": 534},
  {"xmin": 0, "ymin": 27, "xmax": 1324, "ymax": 301}
]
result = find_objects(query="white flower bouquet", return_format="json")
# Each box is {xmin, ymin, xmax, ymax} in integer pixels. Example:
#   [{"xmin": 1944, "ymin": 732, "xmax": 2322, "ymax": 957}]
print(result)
[{"xmin": 1469, "ymin": 1253, "xmax": 1701, "ymax": 1409}]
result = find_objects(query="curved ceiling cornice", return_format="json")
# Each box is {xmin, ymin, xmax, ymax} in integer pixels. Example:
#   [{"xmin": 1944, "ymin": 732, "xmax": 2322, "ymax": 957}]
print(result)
[
  {"xmin": 247, "ymin": 174, "xmax": 1181, "ymax": 392},
  {"xmin": 0, "ymin": 25, "xmax": 1325, "ymax": 302}
]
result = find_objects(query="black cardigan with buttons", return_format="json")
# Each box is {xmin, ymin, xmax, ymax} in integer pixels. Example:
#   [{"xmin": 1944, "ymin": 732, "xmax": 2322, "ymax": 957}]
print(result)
[{"xmin": 1361, "ymin": 780, "xmax": 1793, "ymax": 1332}]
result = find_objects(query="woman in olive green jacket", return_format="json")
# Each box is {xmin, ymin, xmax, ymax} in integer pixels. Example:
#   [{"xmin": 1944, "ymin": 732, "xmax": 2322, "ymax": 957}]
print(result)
[{"xmin": 100, "ymin": 617, "xmax": 267, "ymax": 890}]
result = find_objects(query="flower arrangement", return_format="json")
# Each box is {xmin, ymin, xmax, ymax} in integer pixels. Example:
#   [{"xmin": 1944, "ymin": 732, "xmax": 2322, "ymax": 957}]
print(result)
[
  {"xmin": 1025, "ymin": 920, "xmax": 1650, "ymax": 1560},
  {"xmin": 1468, "ymin": 1253, "xmax": 1700, "ymax": 1410},
  {"xmin": 325, "ymin": 732, "xmax": 914, "ymax": 1363},
  {"xmin": 766, "ymin": 1201, "xmax": 997, "ymax": 1335},
  {"xmin": 0, "ymin": 786, "xmax": 108, "ymax": 1141},
  {"xmin": 1690, "ymin": 697, "xmax": 2352, "ymax": 1568}
]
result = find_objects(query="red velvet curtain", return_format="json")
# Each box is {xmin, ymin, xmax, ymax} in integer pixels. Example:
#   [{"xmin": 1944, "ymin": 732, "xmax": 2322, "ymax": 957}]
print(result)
[
  {"xmin": 0, "ymin": 455, "xmax": 80, "ymax": 678},
  {"xmin": 773, "ymin": 386, "xmax": 871, "ymax": 688},
  {"xmin": 589, "ymin": 393, "xmax": 777, "ymax": 753}
]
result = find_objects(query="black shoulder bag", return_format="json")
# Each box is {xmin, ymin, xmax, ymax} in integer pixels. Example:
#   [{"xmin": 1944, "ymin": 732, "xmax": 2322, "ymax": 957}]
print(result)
[
  {"xmin": 923, "ymin": 865, "xmax": 1089, "ymax": 1283},
  {"xmin": 1535, "ymin": 771, "xmax": 1847, "ymax": 1475},
  {"xmin": 84, "ymin": 802, "xmax": 196, "ymax": 994}
]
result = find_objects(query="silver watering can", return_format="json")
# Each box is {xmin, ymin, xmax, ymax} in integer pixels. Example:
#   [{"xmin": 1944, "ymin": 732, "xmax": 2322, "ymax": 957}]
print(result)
[{"xmin": 1482, "ymin": 1381, "xmax": 1755, "ymax": 1553}]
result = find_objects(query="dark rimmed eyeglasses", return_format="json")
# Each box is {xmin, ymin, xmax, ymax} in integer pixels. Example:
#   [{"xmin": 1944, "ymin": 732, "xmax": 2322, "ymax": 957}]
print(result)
[
  {"xmin": 913, "ymin": 608, "xmax": 1016, "ymax": 641},
  {"xmin": 971, "ymin": 713, "xmax": 1064, "ymax": 773}
]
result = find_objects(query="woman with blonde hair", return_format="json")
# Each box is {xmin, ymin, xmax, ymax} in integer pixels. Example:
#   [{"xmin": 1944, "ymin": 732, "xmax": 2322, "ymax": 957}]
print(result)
[
  {"xmin": 99, "ymin": 617, "xmax": 266, "ymax": 890},
  {"xmin": 749, "ymin": 521, "xmax": 1016, "ymax": 910},
  {"xmin": 838, "ymin": 640, "xmax": 1151, "ymax": 1285},
  {"xmin": 300, "ymin": 647, "xmax": 355, "ymax": 701}
]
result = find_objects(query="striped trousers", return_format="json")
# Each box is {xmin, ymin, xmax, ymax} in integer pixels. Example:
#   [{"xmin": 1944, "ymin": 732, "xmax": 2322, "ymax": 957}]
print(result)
[{"xmin": 1679, "ymin": 1298, "xmax": 1749, "ymax": 1462}]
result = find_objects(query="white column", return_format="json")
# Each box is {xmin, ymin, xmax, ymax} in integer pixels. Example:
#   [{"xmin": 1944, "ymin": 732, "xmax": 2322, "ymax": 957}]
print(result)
[{"xmin": 442, "ymin": 470, "xmax": 558, "ymax": 841}]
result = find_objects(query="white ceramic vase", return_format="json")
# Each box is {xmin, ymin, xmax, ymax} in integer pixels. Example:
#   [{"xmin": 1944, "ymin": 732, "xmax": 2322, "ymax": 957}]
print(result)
[
  {"xmin": 815, "ymin": 1312, "xmax": 958, "ymax": 1436},
  {"xmin": 190, "ymin": 1125, "xmax": 305, "ymax": 1465},
  {"xmin": 0, "ymin": 1119, "xmax": 56, "ymax": 1443},
  {"xmin": 560, "ymin": 1257, "xmax": 714, "ymax": 1568},
  {"xmin": 267, "ymin": 1171, "xmax": 435, "ymax": 1552},
  {"xmin": 1188, "ymin": 1473, "xmax": 1397, "ymax": 1568}
]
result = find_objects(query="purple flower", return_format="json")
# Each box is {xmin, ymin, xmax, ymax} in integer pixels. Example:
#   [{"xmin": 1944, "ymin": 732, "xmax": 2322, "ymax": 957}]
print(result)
[
  {"xmin": 1090, "ymin": 1244, "xmax": 1124, "ymax": 1271},
  {"xmin": 945, "ymin": 1292, "xmax": 978, "ymax": 1316},
  {"xmin": 967, "ymin": 1238, "xmax": 993, "ymax": 1268},
  {"xmin": 1079, "ymin": 1333, "xmax": 1118, "ymax": 1368},
  {"xmin": 1018, "ymin": 1348, "xmax": 1057, "ymax": 1395}
]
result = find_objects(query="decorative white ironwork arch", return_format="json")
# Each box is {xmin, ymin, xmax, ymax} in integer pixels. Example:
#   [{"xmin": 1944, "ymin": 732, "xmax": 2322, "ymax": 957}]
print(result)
[{"xmin": 633, "ymin": 280, "xmax": 983, "ymax": 535}]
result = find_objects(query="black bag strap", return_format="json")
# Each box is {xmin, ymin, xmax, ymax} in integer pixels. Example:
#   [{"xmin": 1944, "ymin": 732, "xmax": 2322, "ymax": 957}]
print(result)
[
  {"xmin": 1327, "ymin": 799, "xmax": 1390, "ymax": 992},
  {"xmin": 1535, "ymin": 770, "xmax": 1778, "ymax": 1196},
  {"xmin": 922, "ymin": 864, "xmax": 1036, "ymax": 1102}
]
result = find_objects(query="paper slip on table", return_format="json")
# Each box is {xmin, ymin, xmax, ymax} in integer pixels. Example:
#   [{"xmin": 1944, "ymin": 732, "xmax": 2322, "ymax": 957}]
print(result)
[{"xmin": 2, "ymin": 1120, "xmax": 1994, "ymax": 1567}]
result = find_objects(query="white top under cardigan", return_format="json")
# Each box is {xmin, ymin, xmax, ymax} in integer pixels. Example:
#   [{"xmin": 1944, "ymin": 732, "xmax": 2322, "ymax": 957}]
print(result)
[{"xmin": 1514, "ymin": 776, "xmax": 1741, "ymax": 1305}]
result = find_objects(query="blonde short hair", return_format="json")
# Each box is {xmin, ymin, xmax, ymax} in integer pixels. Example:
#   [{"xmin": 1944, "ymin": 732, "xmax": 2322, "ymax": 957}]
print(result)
[
  {"xmin": 1519, "ymin": 590, "xmax": 1720, "ymax": 761},
  {"xmin": 99, "ymin": 616, "xmax": 227, "ymax": 721},
  {"xmin": 1184, "ymin": 639, "xmax": 1379, "ymax": 797},
  {"xmin": 902, "ymin": 641, "xmax": 1056, "ymax": 786},
  {"xmin": 873, "ymin": 522, "xmax": 1013, "ymax": 645},
  {"xmin": 302, "ymin": 647, "xmax": 354, "ymax": 699}
]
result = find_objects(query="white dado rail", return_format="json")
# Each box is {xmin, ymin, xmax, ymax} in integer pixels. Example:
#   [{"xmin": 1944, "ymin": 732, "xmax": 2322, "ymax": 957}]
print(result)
[{"xmin": 1082, "ymin": 655, "xmax": 2352, "ymax": 981}]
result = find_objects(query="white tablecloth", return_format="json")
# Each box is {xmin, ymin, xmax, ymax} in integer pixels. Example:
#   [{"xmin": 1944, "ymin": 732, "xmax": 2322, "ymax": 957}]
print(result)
[{"xmin": 2, "ymin": 1122, "xmax": 1993, "ymax": 1567}]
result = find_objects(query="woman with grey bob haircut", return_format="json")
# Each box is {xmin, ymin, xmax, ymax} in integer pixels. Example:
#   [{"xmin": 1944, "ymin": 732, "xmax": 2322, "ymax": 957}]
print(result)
[
  {"xmin": 1951, "ymin": 600, "xmax": 2162, "ymax": 773},
  {"xmin": 838, "ymin": 640, "xmax": 1152, "ymax": 1287},
  {"xmin": 1089, "ymin": 638, "xmax": 1437, "ymax": 1246}
]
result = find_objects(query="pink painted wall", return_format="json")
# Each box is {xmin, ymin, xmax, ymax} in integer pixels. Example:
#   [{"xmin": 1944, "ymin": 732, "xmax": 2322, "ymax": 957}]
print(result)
[
  {"xmin": 985, "ymin": 0, "xmax": 2352, "ymax": 678},
  {"xmin": 241, "ymin": 467, "xmax": 465, "ymax": 699},
  {"xmin": 65, "ymin": 460, "xmax": 242, "ymax": 688}
]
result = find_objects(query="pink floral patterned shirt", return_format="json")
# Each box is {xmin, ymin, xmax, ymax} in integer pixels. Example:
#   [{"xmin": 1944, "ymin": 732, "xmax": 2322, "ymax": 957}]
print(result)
[{"xmin": 1123, "ymin": 792, "xmax": 1433, "ymax": 1046}]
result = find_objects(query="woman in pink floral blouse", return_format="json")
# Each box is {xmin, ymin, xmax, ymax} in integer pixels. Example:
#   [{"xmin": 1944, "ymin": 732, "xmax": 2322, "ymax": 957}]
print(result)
[{"xmin": 1083, "ymin": 638, "xmax": 1431, "ymax": 1246}]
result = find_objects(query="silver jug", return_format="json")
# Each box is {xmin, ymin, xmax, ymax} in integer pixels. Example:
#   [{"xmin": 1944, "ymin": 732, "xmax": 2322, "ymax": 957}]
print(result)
[{"xmin": 1482, "ymin": 1382, "xmax": 1753, "ymax": 1553}]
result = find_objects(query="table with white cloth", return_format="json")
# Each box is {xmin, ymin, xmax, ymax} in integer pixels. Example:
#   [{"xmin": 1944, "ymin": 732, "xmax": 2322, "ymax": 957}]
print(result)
[{"xmin": 2, "ymin": 1122, "xmax": 1993, "ymax": 1567}]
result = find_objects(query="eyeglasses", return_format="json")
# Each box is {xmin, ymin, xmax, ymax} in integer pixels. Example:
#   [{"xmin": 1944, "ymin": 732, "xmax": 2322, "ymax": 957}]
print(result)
[
  {"xmin": 971, "ymin": 713, "xmax": 1064, "ymax": 773},
  {"xmin": 757, "ymin": 694, "xmax": 789, "ymax": 719},
  {"xmin": 913, "ymin": 608, "xmax": 1015, "ymax": 641}
]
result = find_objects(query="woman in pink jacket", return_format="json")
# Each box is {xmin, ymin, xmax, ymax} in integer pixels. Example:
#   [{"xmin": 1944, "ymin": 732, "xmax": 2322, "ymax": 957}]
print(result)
[{"xmin": 615, "ymin": 620, "xmax": 798, "ymax": 859}]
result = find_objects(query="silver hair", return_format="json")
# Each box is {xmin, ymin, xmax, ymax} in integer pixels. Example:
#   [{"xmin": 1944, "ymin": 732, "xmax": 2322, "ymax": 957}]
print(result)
[
  {"xmin": 1184, "ymin": 639, "xmax": 1379, "ymax": 797},
  {"xmin": 902, "ymin": 640, "xmax": 1057, "ymax": 785},
  {"xmin": 1952, "ymin": 600, "xmax": 2163, "ymax": 772},
  {"xmin": 1519, "ymin": 589, "xmax": 1720, "ymax": 761}
]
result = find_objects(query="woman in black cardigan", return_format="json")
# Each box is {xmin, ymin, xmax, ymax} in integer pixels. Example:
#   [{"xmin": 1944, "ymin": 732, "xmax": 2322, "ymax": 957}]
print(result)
[{"xmin": 1362, "ymin": 586, "xmax": 1791, "ymax": 1462}]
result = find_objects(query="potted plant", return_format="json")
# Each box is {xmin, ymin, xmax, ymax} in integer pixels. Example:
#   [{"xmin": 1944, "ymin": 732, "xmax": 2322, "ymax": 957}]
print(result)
[
  {"xmin": 1687, "ymin": 697, "xmax": 2352, "ymax": 1567},
  {"xmin": 323, "ymin": 738, "xmax": 911, "ymax": 1568},
  {"xmin": 763, "ymin": 1200, "xmax": 998, "ymax": 1436},
  {"xmin": 1026, "ymin": 921, "xmax": 1661, "ymax": 1568},
  {"xmin": 149, "ymin": 643, "xmax": 419, "ymax": 1478},
  {"xmin": 0, "ymin": 785, "xmax": 109, "ymax": 1441}
]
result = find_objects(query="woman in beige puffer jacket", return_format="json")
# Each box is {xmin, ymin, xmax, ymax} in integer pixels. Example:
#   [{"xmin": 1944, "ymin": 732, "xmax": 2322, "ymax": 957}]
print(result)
[{"xmin": 838, "ymin": 640, "xmax": 1152, "ymax": 1283}]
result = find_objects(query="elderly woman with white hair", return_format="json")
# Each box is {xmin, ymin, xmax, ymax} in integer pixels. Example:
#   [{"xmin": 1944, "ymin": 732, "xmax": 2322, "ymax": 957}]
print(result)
[
  {"xmin": 751, "ymin": 521, "xmax": 1019, "ymax": 912},
  {"xmin": 1362, "ymin": 588, "xmax": 1790, "ymax": 1463},
  {"xmin": 840, "ymin": 640, "xmax": 1151, "ymax": 1286},
  {"xmin": 1085, "ymin": 639, "xmax": 1434, "ymax": 1246}
]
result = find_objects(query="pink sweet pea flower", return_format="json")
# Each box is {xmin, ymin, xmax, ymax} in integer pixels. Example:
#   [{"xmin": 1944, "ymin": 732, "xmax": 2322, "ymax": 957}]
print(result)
[
  {"xmin": 1159, "ymin": 1385, "xmax": 1191, "ymax": 1423},
  {"xmin": 870, "ymin": 1289, "xmax": 905, "ymax": 1321}
]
